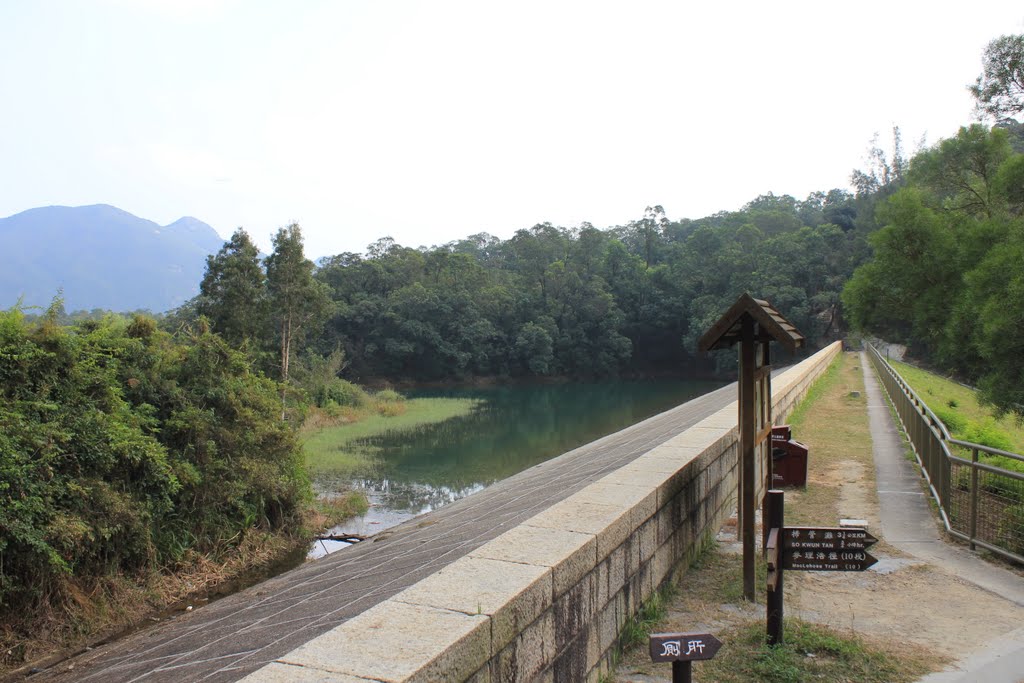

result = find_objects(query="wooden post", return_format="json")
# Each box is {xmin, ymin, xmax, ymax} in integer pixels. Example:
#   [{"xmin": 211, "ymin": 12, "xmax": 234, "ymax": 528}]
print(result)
[
  {"xmin": 766, "ymin": 489, "xmax": 784, "ymax": 645},
  {"xmin": 970, "ymin": 447, "xmax": 979, "ymax": 550},
  {"xmin": 761, "ymin": 340, "xmax": 772, "ymax": 551},
  {"xmin": 740, "ymin": 316, "xmax": 756, "ymax": 602}
]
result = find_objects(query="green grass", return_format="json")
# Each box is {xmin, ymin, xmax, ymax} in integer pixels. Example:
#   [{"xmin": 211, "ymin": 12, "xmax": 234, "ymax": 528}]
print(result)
[
  {"xmin": 619, "ymin": 583, "xmax": 679, "ymax": 650},
  {"xmin": 890, "ymin": 360, "xmax": 1024, "ymax": 454},
  {"xmin": 302, "ymin": 397, "xmax": 481, "ymax": 474},
  {"xmin": 699, "ymin": 620, "xmax": 933, "ymax": 683},
  {"xmin": 785, "ymin": 354, "xmax": 843, "ymax": 431},
  {"xmin": 612, "ymin": 546, "xmax": 936, "ymax": 683}
]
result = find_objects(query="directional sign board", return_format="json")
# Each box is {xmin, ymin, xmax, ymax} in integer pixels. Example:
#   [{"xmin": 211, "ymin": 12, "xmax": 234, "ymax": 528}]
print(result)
[
  {"xmin": 783, "ymin": 549, "xmax": 877, "ymax": 572},
  {"xmin": 783, "ymin": 526, "xmax": 878, "ymax": 552},
  {"xmin": 650, "ymin": 632, "xmax": 722, "ymax": 663}
]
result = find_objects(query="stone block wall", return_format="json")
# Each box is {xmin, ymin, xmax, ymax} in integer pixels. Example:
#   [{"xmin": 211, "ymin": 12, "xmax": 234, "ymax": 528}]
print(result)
[{"xmin": 242, "ymin": 342, "xmax": 841, "ymax": 682}]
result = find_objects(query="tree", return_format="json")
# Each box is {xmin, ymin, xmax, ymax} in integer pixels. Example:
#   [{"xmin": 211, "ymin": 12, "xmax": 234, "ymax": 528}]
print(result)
[
  {"xmin": 265, "ymin": 224, "xmax": 331, "ymax": 400},
  {"xmin": 910, "ymin": 124, "xmax": 1013, "ymax": 218},
  {"xmin": 970, "ymin": 34, "xmax": 1024, "ymax": 121},
  {"xmin": 640, "ymin": 205, "xmax": 668, "ymax": 269},
  {"xmin": 851, "ymin": 127, "xmax": 908, "ymax": 197},
  {"xmin": 514, "ymin": 321, "xmax": 554, "ymax": 375},
  {"xmin": 842, "ymin": 188, "xmax": 958, "ymax": 352},
  {"xmin": 196, "ymin": 228, "xmax": 267, "ymax": 347}
]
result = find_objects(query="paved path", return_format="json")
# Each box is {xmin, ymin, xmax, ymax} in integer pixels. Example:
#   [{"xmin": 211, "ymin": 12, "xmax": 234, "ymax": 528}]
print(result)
[
  {"xmin": 863, "ymin": 352, "xmax": 1024, "ymax": 683},
  {"xmin": 27, "ymin": 384, "xmax": 739, "ymax": 683}
]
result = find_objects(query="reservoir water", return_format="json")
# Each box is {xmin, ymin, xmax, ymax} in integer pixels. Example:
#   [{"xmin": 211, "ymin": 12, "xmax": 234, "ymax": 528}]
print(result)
[{"xmin": 311, "ymin": 378, "xmax": 724, "ymax": 556}]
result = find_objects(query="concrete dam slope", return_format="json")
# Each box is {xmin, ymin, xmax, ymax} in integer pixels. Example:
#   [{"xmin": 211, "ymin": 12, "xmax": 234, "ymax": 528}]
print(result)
[{"xmin": 33, "ymin": 343, "xmax": 839, "ymax": 683}]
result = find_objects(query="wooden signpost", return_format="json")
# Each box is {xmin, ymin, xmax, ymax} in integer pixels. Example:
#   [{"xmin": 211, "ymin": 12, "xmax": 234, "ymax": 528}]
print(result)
[
  {"xmin": 765, "ymin": 489, "xmax": 878, "ymax": 645},
  {"xmin": 649, "ymin": 632, "xmax": 722, "ymax": 683},
  {"xmin": 698, "ymin": 294, "xmax": 804, "ymax": 601}
]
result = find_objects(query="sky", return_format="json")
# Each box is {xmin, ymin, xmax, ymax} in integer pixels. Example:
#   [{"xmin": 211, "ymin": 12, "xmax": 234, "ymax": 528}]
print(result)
[{"xmin": 2, "ymin": 1, "xmax": 1023, "ymax": 260}]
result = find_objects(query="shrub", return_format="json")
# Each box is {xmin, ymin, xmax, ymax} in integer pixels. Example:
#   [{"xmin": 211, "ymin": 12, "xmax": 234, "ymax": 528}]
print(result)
[
  {"xmin": 934, "ymin": 408, "xmax": 966, "ymax": 434},
  {"xmin": 373, "ymin": 388, "xmax": 405, "ymax": 403},
  {"xmin": 376, "ymin": 400, "xmax": 407, "ymax": 417},
  {"xmin": 0, "ymin": 312, "xmax": 312, "ymax": 612},
  {"xmin": 318, "ymin": 379, "xmax": 369, "ymax": 408},
  {"xmin": 977, "ymin": 455, "xmax": 1024, "ymax": 502},
  {"xmin": 998, "ymin": 504, "xmax": 1024, "ymax": 555},
  {"xmin": 962, "ymin": 418, "xmax": 1014, "ymax": 453}
]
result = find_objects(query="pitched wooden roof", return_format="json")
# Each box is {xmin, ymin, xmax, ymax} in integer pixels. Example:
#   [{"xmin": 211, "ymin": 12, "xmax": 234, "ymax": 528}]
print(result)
[{"xmin": 697, "ymin": 293, "xmax": 805, "ymax": 352}]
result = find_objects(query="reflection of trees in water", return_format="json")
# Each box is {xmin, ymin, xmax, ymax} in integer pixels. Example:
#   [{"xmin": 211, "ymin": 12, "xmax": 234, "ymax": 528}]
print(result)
[
  {"xmin": 358, "ymin": 380, "xmax": 723, "ymax": 487},
  {"xmin": 315, "ymin": 379, "xmax": 723, "ymax": 515},
  {"xmin": 353, "ymin": 478, "xmax": 486, "ymax": 514}
]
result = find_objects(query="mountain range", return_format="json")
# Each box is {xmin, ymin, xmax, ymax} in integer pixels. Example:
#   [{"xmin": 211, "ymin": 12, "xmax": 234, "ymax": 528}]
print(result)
[{"xmin": 0, "ymin": 204, "xmax": 225, "ymax": 313}]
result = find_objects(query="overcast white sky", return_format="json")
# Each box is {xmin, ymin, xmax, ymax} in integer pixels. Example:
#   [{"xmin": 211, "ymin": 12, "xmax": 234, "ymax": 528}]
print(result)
[{"xmin": 2, "ymin": 1, "xmax": 1022, "ymax": 259}]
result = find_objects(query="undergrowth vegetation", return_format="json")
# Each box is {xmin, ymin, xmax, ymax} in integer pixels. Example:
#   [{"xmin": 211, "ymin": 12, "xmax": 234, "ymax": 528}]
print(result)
[
  {"xmin": 891, "ymin": 359, "xmax": 1024, "ymax": 508},
  {"xmin": 0, "ymin": 306, "xmax": 312, "ymax": 665}
]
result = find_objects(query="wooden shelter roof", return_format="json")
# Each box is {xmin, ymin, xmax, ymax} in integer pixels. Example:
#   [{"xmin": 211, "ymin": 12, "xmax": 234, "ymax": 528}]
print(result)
[{"xmin": 697, "ymin": 293, "xmax": 805, "ymax": 352}]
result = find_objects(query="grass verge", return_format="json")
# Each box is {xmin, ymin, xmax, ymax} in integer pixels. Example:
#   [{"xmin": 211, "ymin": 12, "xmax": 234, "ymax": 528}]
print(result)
[
  {"xmin": 700, "ymin": 618, "xmax": 934, "ymax": 683},
  {"xmin": 784, "ymin": 353, "xmax": 874, "ymax": 528},
  {"xmin": 890, "ymin": 360, "xmax": 1024, "ymax": 454}
]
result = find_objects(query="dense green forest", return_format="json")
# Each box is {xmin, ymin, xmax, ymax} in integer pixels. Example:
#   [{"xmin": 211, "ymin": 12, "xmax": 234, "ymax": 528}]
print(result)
[
  {"xmin": 190, "ymin": 193, "xmax": 872, "ymax": 388},
  {"xmin": 844, "ymin": 34, "xmax": 1024, "ymax": 417}
]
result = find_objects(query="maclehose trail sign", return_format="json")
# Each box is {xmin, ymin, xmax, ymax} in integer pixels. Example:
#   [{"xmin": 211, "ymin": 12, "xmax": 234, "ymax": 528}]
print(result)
[{"xmin": 783, "ymin": 550, "xmax": 878, "ymax": 572}]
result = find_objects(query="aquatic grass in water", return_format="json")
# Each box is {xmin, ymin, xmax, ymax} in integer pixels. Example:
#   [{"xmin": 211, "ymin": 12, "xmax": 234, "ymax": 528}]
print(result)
[
  {"xmin": 308, "ymin": 379, "xmax": 724, "ymax": 527},
  {"xmin": 303, "ymin": 397, "xmax": 482, "ymax": 475}
]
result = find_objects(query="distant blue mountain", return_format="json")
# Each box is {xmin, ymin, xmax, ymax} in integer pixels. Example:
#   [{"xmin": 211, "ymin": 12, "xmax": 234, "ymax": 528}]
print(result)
[{"xmin": 0, "ymin": 204, "xmax": 226, "ymax": 313}]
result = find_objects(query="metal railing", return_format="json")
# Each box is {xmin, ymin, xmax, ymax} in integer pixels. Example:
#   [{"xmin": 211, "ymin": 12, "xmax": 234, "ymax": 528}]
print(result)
[{"xmin": 867, "ymin": 343, "xmax": 1024, "ymax": 566}]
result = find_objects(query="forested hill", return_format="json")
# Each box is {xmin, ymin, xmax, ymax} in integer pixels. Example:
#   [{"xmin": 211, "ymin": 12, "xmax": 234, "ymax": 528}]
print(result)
[
  {"xmin": 195, "ymin": 190, "xmax": 877, "ymax": 386},
  {"xmin": 317, "ymin": 196, "xmax": 868, "ymax": 379},
  {"xmin": 0, "ymin": 204, "xmax": 224, "ymax": 313}
]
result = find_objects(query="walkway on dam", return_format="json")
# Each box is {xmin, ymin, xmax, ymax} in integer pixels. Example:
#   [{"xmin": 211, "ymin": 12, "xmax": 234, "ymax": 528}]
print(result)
[
  {"xmin": 861, "ymin": 352, "xmax": 1024, "ymax": 682},
  {"xmin": 29, "ymin": 383, "xmax": 740, "ymax": 683}
]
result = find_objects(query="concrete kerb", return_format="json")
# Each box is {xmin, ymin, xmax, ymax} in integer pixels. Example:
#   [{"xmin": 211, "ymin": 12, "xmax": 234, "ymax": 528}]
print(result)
[
  {"xmin": 241, "ymin": 342, "xmax": 842, "ymax": 682},
  {"xmin": 278, "ymin": 600, "xmax": 491, "ymax": 683}
]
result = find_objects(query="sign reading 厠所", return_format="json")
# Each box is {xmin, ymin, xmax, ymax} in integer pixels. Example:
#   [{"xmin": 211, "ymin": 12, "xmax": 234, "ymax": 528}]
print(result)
[{"xmin": 649, "ymin": 632, "xmax": 722, "ymax": 663}]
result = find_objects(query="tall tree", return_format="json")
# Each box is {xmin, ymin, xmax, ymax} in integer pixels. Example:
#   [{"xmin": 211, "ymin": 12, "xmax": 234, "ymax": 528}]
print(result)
[
  {"xmin": 265, "ymin": 224, "xmax": 331, "ymax": 398},
  {"xmin": 909, "ymin": 124, "xmax": 1013, "ymax": 218},
  {"xmin": 196, "ymin": 228, "xmax": 267, "ymax": 347},
  {"xmin": 850, "ymin": 127, "xmax": 908, "ymax": 197},
  {"xmin": 970, "ymin": 34, "xmax": 1024, "ymax": 121}
]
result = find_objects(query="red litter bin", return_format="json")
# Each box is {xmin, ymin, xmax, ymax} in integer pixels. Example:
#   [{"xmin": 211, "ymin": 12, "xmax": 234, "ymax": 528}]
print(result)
[{"xmin": 771, "ymin": 424, "xmax": 808, "ymax": 488}]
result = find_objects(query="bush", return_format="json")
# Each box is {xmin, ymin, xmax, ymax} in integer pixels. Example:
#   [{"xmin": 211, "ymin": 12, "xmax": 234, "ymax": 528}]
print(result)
[
  {"xmin": 373, "ymin": 388, "xmax": 405, "ymax": 403},
  {"xmin": 317, "ymin": 379, "xmax": 369, "ymax": 408},
  {"xmin": 962, "ymin": 418, "xmax": 1014, "ymax": 452},
  {"xmin": 934, "ymin": 408, "xmax": 966, "ymax": 434},
  {"xmin": 376, "ymin": 401, "xmax": 407, "ymax": 417},
  {"xmin": 0, "ymin": 311, "xmax": 311, "ymax": 612},
  {"xmin": 977, "ymin": 455, "xmax": 1024, "ymax": 502},
  {"xmin": 998, "ymin": 504, "xmax": 1024, "ymax": 555}
]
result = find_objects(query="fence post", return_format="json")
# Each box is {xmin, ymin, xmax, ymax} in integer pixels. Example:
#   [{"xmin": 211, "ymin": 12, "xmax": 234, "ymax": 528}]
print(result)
[
  {"xmin": 939, "ymin": 433, "xmax": 950, "ymax": 511},
  {"xmin": 970, "ymin": 447, "xmax": 979, "ymax": 551}
]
